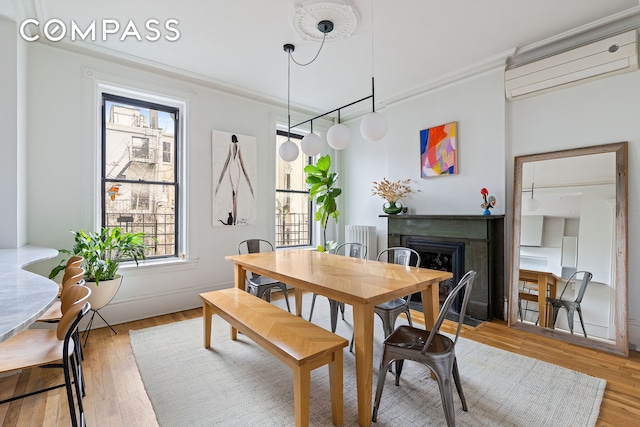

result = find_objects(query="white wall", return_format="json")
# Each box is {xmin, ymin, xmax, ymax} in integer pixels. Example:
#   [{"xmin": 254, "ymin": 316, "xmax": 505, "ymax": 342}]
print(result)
[
  {"xmin": 508, "ymin": 70, "xmax": 640, "ymax": 347},
  {"xmin": 0, "ymin": 17, "xmax": 27, "ymax": 248},
  {"xmin": 340, "ymin": 68, "xmax": 507, "ymax": 251},
  {"xmin": 24, "ymin": 42, "xmax": 289, "ymax": 325}
]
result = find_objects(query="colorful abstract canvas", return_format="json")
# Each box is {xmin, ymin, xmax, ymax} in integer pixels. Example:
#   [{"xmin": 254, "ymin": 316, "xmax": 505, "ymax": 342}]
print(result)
[{"xmin": 420, "ymin": 122, "xmax": 457, "ymax": 177}]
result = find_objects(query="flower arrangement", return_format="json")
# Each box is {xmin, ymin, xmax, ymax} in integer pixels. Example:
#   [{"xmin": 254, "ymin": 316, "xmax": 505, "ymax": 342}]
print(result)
[
  {"xmin": 372, "ymin": 178, "xmax": 419, "ymax": 203},
  {"xmin": 480, "ymin": 188, "xmax": 497, "ymax": 214}
]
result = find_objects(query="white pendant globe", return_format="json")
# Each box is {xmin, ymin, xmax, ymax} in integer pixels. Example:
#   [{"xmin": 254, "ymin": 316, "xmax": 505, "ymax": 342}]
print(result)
[
  {"xmin": 326, "ymin": 123, "xmax": 351, "ymax": 150},
  {"xmin": 279, "ymin": 138, "xmax": 299, "ymax": 162},
  {"xmin": 360, "ymin": 112, "xmax": 388, "ymax": 142},
  {"xmin": 301, "ymin": 132, "xmax": 323, "ymax": 156},
  {"xmin": 524, "ymin": 197, "xmax": 539, "ymax": 211}
]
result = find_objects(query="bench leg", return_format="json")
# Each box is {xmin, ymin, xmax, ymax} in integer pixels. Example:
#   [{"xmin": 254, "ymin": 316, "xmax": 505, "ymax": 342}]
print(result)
[
  {"xmin": 293, "ymin": 364, "xmax": 311, "ymax": 427},
  {"xmin": 329, "ymin": 350, "xmax": 344, "ymax": 427}
]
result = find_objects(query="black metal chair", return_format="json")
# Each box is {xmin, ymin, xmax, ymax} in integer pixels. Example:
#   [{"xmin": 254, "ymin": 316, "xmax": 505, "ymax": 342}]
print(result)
[
  {"xmin": 372, "ymin": 270, "xmax": 477, "ymax": 427},
  {"xmin": 547, "ymin": 270, "xmax": 593, "ymax": 337},
  {"xmin": 238, "ymin": 239, "xmax": 291, "ymax": 312},
  {"xmin": 308, "ymin": 242, "xmax": 367, "ymax": 332},
  {"xmin": 349, "ymin": 247, "xmax": 420, "ymax": 352}
]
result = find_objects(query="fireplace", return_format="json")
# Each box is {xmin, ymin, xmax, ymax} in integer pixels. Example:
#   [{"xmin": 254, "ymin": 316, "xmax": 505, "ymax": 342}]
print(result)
[
  {"xmin": 385, "ymin": 214, "xmax": 505, "ymax": 322},
  {"xmin": 406, "ymin": 239, "xmax": 465, "ymax": 316}
]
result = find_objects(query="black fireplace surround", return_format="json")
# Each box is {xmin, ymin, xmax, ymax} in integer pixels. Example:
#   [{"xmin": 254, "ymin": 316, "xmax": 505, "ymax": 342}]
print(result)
[{"xmin": 384, "ymin": 215, "xmax": 505, "ymax": 322}]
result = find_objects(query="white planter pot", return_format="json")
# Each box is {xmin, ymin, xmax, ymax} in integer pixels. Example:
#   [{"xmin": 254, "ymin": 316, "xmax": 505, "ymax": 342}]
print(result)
[{"xmin": 86, "ymin": 274, "xmax": 123, "ymax": 311}]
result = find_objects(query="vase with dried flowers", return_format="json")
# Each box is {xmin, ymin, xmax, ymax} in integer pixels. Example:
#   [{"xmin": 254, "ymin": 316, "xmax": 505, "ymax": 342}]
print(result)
[
  {"xmin": 372, "ymin": 178, "xmax": 420, "ymax": 215},
  {"xmin": 480, "ymin": 187, "xmax": 497, "ymax": 215}
]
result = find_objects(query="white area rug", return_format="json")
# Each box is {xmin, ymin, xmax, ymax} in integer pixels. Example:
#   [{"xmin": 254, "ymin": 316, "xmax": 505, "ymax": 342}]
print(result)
[{"xmin": 130, "ymin": 294, "xmax": 605, "ymax": 426}]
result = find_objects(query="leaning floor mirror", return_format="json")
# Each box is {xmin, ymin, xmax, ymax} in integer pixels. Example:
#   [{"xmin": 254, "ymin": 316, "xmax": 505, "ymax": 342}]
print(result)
[{"xmin": 509, "ymin": 142, "xmax": 628, "ymax": 356}]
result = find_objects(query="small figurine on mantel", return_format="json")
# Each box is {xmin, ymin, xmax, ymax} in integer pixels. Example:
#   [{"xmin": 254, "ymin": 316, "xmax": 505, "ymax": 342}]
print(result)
[{"xmin": 480, "ymin": 188, "xmax": 497, "ymax": 215}]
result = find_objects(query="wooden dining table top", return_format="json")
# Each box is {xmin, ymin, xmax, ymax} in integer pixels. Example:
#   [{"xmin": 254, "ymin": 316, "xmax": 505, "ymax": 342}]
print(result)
[{"xmin": 225, "ymin": 249, "xmax": 453, "ymax": 307}]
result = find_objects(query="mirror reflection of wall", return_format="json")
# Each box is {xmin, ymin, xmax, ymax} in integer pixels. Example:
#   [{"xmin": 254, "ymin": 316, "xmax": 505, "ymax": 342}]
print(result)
[{"xmin": 518, "ymin": 153, "xmax": 616, "ymax": 342}]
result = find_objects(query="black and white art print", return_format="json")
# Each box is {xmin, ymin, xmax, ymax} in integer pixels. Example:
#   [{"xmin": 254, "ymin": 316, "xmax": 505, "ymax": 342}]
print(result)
[{"xmin": 212, "ymin": 130, "xmax": 257, "ymax": 226}]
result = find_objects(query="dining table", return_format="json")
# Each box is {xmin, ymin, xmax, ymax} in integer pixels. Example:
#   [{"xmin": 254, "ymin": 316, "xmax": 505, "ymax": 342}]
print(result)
[
  {"xmin": 225, "ymin": 248, "xmax": 452, "ymax": 427},
  {"xmin": 0, "ymin": 245, "xmax": 59, "ymax": 343},
  {"xmin": 518, "ymin": 268, "xmax": 562, "ymax": 328}
]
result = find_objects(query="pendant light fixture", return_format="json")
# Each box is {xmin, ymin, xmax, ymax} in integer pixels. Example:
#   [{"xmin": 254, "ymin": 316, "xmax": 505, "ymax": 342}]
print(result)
[
  {"xmin": 278, "ymin": 0, "xmax": 388, "ymax": 161},
  {"xmin": 523, "ymin": 162, "xmax": 540, "ymax": 211},
  {"xmin": 360, "ymin": 0, "xmax": 387, "ymax": 142},
  {"xmin": 278, "ymin": 43, "xmax": 300, "ymax": 162}
]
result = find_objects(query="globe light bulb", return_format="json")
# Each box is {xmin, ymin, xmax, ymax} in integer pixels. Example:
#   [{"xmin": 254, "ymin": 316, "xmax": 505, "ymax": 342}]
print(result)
[
  {"xmin": 326, "ymin": 123, "xmax": 351, "ymax": 150},
  {"xmin": 279, "ymin": 138, "xmax": 299, "ymax": 162},
  {"xmin": 360, "ymin": 111, "xmax": 388, "ymax": 142},
  {"xmin": 301, "ymin": 132, "xmax": 323, "ymax": 156}
]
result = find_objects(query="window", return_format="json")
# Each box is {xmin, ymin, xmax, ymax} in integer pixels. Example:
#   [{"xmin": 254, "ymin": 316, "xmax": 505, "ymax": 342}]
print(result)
[
  {"xmin": 275, "ymin": 130, "xmax": 312, "ymax": 247},
  {"xmin": 102, "ymin": 93, "xmax": 179, "ymax": 258}
]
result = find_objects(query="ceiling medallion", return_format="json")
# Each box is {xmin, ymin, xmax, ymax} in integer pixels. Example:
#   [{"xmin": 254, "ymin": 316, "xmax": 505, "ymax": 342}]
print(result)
[{"xmin": 293, "ymin": 1, "xmax": 358, "ymax": 41}]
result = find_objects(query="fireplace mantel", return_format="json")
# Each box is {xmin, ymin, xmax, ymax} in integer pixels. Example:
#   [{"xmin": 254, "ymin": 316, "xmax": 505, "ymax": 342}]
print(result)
[{"xmin": 383, "ymin": 214, "xmax": 505, "ymax": 321}]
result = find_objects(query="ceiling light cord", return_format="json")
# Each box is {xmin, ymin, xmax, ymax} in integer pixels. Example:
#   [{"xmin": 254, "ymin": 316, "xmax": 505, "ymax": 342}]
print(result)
[{"xmin": 289, "ymin": 32, "xmax": 328, "ymax": 67}]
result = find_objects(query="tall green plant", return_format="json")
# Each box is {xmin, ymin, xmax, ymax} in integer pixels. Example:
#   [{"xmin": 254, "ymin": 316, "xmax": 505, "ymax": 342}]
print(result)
[
  {"xmin": 305, "ymin": 154, "xmax": 341, "ymax": 252},
  {"xmin": 49, "ymin": 227, "xmax": 148, "ymax": 285}
]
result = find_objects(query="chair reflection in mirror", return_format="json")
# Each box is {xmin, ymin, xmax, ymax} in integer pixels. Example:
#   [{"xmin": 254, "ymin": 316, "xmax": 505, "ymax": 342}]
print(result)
[{"xmin": 547, "ymin": 271, "xmax": 593, "ymax": 337}]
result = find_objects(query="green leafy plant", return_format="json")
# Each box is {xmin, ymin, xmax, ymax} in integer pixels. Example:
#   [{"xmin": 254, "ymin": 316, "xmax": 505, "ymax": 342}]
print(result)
[
  {"xmin": 305, "ymin": 154, "xmax": 341, "ymax": 252},
  {"xmin": 49, "ymin": 227, "xmax": 148, "ymax": 285}
]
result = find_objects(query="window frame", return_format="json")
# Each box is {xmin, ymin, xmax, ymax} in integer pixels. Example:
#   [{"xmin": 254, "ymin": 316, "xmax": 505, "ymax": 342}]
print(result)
[
  {"xmin": 101, "ymin": 92, "xmax": 181, "ymax": 260},
  {"xmin": 275, "ymin": 129, "xmax": 313, "ymax": 248}
]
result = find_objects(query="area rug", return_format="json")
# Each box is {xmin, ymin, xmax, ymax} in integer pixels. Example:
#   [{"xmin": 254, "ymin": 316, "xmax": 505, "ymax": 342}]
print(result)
[{"xmin": 130, "ymin": 294, "xmax": 605, "ymax": 427}]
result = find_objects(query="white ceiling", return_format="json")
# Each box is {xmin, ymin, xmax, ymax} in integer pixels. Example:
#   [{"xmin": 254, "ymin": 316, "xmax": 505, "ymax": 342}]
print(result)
[{"xmin": 6, "ymin": 0, "xmax": 640, "ymax": 116}]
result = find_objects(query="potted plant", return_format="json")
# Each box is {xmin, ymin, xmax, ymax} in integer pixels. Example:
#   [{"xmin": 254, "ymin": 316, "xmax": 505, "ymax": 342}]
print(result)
[
  {"xmin": 371, "ymin": 177, "xmax": 420, "ymax": 214},
  {"xmin": 50, "ymin": 227, "xmax": 149, "ymax": 311},
  {"xmin": 305, "ymin": 154, "xmax": 341, "ymax": 252}
]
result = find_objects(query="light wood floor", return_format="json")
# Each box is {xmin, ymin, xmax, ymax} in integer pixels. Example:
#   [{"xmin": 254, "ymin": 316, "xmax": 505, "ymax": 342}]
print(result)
[{"xmin": 1, "ymin": 304, "xmax": 639, "ymax": 426}]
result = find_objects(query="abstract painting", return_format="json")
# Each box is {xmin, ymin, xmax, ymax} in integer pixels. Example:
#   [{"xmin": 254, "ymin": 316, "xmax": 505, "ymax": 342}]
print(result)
[
  {"xmin": 212, "ymin": 130, "xmax": 257, "ymax": 226},
  {"xmin": 420, "ymin": 122, "xmax": 457, "ymax": 177}
]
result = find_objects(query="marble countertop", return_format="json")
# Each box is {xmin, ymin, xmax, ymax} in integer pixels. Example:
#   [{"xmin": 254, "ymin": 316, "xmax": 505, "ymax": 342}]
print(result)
[{"xmin": 0, "ymin": 245, "xmax": 59, "ymax": 343}]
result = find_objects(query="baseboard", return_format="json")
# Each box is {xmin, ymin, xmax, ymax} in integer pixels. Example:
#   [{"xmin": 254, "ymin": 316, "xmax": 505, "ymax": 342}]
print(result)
[{"xmin": 80, "ymin": 283, "xmax": 232, "ymax": 330}]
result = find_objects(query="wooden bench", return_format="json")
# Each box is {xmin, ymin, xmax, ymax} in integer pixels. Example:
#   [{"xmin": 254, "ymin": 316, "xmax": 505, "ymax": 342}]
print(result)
[{"xmin": 200, "ymin": 287, "xmax": 348, "ymax": 427}]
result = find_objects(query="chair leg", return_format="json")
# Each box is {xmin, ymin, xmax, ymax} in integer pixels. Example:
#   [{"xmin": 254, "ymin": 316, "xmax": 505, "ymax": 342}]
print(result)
[
  {"xmin": 63, "ymin": 354, "xmax": 79, "ymax": 427},
  {"xmin": 308, "ymin": 293, "xmax": 317, "ymax": 321},
  {"xmin": 452, "ymin": 357, "xmax": 467, "ymax": 411},
  {"xmin": 566, "ymin": 307, "xmax": 575, "ymax": 334},
  {"xmin": 279, "ymin": 284, "xmax": 292, "ymax": 313},
  {"xmin": 329, "ymin": 299, "xmax": 339, "ymax": 333},
  {"xmin": 404, "ymin": 308, "xmax": 413, "ymax": 327},
  {"xmin": 550, "ymin": 305, "xmax": 561, "ymax": 330},
  {"xmin": 576, "ymin": 306, "xmax": 587, "ymax": 338},
  {"xmin": 372, "ymin": 349, "xmax": 394, "ymax": 422},
  {"xmin": 432, "ymin": 360, "xmax": 457, "ymax": 427},
  {"xmin": 394, "ymin": 360, "xmax": 404, "ymax": 386},
  {"xmin": 349, "ymin": 332, "xmax": 354, "ymax": 353},
  {"xmin": 518, "ymin": 298, "xmax": 523, "ymax": 321}
]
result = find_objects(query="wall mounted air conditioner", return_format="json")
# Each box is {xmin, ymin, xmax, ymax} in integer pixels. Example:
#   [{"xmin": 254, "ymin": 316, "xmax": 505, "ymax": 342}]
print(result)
[{"xmin": 505, "ymin": 30, "xmax": 638, "ymax": 100}]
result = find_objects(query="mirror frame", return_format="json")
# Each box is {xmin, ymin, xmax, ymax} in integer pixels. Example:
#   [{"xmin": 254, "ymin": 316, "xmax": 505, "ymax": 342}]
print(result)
[{"xmin": 509, "ymin": 142, "xmax": 628, "ymax": 357}]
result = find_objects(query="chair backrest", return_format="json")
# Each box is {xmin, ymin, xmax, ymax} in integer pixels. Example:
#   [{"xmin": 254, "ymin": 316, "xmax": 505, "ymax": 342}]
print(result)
[
  {"xmin": 60, "ymin": 283, "xmax": 90, "ymax": 314},
  {"xmin": 57, "ymin": 285, "xmax": 91, "ymax": 341},
  {"xmin": 559, "ymin": 270, "xmax": 593, "ymax": 303},
  {"xmin": 421, "ymin": 270, "xmax": 477, "ymax": 354},
  {"xmin": 238, "ymin": 239, "xmax": 274, "ymax": 255},
  {"xmin": 238, "ymin": 239, "xmax": 274, "ymax": 279},
  {"xmin": 377, "ymin": 247, "xmax": 421, "ymax": 267},
  {"xmin": 61, "ymin": 267, "xmax": 86, "ymax": 292},
  {"xmin": 66, "ymin": 256, "xmax": 84, "ymax": 269},
  {"xmin": 334, "ymin": 242, "xmax": 367, "ymax": 259}
]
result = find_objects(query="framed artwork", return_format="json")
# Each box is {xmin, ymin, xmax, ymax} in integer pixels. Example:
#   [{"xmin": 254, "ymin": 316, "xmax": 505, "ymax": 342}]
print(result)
[
  {"xmin": 420, "ymin": 121, "xmax": 457, "ymax": 177},
  {"xmin": 212, "ymin": 130, "xmax": 257, "ymax": 226}
]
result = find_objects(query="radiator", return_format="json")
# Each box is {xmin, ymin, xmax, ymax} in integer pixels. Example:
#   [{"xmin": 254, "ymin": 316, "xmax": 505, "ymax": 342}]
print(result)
[{"xmin": 344, "ymin": 225, "xmax": 377, "ymax": 260}]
